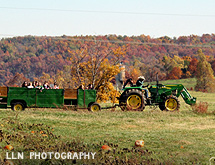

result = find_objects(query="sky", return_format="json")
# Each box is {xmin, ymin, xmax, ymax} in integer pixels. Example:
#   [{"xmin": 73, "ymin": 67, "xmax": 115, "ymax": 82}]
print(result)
[{"xmin": 0, "ymin": 0, "xmax": 215, "ymax": 38}]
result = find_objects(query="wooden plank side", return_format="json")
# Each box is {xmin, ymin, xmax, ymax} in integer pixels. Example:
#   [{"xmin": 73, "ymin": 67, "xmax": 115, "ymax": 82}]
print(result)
[
  {"xmin": 64, "ymin": 89, "xmax": 77, "ymax": 99},
  {"xmin": 0, "ymin": 87, "xmax": 7, "ymax": 97}
]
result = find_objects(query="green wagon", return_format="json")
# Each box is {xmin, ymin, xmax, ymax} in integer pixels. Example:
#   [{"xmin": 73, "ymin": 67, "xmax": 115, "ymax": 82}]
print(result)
[{"xmin": 0, "ymin": 87, "xmax": 100, "ymax": 112}]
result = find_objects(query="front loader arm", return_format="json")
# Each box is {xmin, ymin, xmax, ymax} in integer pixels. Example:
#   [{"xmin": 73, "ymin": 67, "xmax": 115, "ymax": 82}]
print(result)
[
  {"xmin": 176, "ymin": 85, "xmax": 196, "ymax": 105},
  {"xmin": 163, "ymin": 84, "xmax": 196, "ymax": 105}
]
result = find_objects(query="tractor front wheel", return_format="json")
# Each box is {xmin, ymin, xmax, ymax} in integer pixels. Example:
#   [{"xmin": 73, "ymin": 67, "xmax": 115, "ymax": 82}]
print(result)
[{"xmin": 159, "ymin": 96, "xmax": 180, "ymax": 112}]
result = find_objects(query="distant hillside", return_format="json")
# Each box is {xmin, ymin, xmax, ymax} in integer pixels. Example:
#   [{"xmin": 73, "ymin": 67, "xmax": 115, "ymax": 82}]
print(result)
[{"xmin": 0, "ymin": 34, "xmax": 215, "ymax": 86}]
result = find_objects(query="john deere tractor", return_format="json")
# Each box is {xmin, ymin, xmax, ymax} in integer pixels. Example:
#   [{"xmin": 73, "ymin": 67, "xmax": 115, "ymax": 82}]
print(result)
[{"xmin": 118, "ymin": 75, "xmax": 196, "ymax": 111}]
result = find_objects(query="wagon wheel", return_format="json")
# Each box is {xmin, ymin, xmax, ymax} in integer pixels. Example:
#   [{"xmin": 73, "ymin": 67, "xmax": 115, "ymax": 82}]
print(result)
[
  {"xmin": 12, "ymin": 102, "xmax": 25, "ymax": 111},
  {"xmin": 88, "ymin": 103, "xmax": 101, "ymax": 112}
]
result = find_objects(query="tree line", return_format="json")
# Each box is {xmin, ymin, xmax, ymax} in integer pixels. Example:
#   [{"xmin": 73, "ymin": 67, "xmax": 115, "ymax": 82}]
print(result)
[{"xmin": 0, "ymin": 34, "xmax": 215, "ymax": 95}]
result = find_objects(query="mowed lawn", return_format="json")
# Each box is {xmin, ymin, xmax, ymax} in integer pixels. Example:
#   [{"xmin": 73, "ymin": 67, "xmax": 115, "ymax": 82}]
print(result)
[{"xmin": 0, "ymin": 90, "xmax": 215, "ymax": 164}]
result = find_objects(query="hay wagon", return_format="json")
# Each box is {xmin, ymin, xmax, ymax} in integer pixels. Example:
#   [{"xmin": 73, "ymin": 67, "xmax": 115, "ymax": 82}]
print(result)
[{"xmin": 0, "ymin": 87, "xmax": 100, "ymax": 112}]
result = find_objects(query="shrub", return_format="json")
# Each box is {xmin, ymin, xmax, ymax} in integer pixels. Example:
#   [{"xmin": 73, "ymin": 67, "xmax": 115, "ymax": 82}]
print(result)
[{"xmin": 192, "ymin": 101, "xmax": 209, "ymax": 114}]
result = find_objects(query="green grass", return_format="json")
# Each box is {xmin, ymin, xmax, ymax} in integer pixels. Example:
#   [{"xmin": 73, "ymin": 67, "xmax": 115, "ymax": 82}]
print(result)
[
  {"xmin": 150, "ymin": 78, "xmax": 196, "ymax": 89},
  {"xmin": 0, "ymin": 90, "xmax": 215, "ymax": 164}
]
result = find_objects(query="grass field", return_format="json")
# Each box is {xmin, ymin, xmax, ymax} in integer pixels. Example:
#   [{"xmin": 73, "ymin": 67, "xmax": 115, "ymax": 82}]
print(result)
[
  {"xmin": 0, "ymin": 79, "xmax": 215, "ymax": 164},
  {"xmin": 151, "ymin": 78, "xmax": 196, "ymax": 89}
]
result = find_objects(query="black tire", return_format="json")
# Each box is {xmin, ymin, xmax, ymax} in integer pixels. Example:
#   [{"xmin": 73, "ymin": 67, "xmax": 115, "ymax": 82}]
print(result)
[
  {"xmin": 88, "ymin": 103, "xmax": 101, "ymax": 112},
  {"xmin": 119, "ymin": 89, "xmax": 145, "ymax": 111},
  {"xmin": 119, "ymin": 91, "xmax": 127, "ymax": 111},
  {"xmin": 12, "ymin": 102, "xmax": 25, "ymax": 111},
  {"xmin": 159, "ymin": 96, "xmax": 180, "ymax": 112},
  {"xmin": 159, "ymin": 102, "xmax": 166, "ymax": 111}
]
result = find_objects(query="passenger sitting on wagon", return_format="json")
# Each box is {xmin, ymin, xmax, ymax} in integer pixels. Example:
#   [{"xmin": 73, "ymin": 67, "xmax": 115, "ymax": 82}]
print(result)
[
  {"xmin": 43, "ymin": 81, "xmax": 50, "ymax": 89},
  {"xmin": 27, "ymin": 82, "xmax": 34, "ymax": 88},
  {"xmin": 53, "ymin": 83, "xmax": 59, "ymax": 89},
  {"xmin": 36, "ymin": 82, "xmax": 44, "ymax": 90},
  {"xmin": 78, "ymin": 85, "xmax": 84, "ymax": 90},
  {"xmin": 22, "ymin": 81, "xmax": 28, "ymax": 88},
  {"xmin": 87, "ymin": 84, "xmax": 93, "ymax": 90},
  {"xmin": 32, "ymin": 81, "xmax": 36, "ymax": 88},
  {"xmin": 33, "ymin": 81, "xmax": 38, "ymax": 88}
]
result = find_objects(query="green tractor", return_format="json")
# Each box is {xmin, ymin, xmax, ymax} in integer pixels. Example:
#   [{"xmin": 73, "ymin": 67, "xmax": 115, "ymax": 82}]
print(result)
[{"xmin": 118, "ymin": 75, "xmax": 196, "ymax": 111}]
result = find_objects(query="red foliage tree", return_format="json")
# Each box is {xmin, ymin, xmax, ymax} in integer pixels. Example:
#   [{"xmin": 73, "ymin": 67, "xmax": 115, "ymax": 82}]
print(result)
[
  {"xmin": 188, "ymin": 58, "xmax": 198, "ymax": 77},
  {"xmin": 167, "ymin": 67, "xmax": 183, "ymax": 80}
]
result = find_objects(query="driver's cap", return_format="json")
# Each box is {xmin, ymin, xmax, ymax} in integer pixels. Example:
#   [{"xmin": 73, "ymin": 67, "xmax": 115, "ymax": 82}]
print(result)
[{"xmin": 138, "ymin": 76, "xmax": 145, "ymax": 81}]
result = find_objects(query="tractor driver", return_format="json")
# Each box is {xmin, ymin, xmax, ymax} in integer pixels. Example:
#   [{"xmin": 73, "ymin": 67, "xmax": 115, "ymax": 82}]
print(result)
[
  {"xmin": 136, "ymin": 76, "xmax": 149, "ymax": 99},
  {"xmin": 123, "ymin": 76, "xmax": 149, "ymax": 99}
]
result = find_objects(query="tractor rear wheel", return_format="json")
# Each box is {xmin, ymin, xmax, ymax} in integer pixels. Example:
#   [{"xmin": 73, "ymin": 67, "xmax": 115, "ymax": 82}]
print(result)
[
  {"xmin": 119, "ymin": 89, "xmax": 145, "ymax": 111},
  {"xmin": 159, "ymin": 96, "xmax": 180, "ymax": 112}
]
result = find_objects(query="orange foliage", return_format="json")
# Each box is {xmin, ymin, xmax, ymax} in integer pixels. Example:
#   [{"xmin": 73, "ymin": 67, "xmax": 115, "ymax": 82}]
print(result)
[
  {"xmin": 182, "ymin": 56, "xmax": 191, "ymax": 61},
  {"xmin": 167, "ymin": 67, "xmax": 183, "ymax": 80},
  {"xmin": 188, "ymin": 58, "xmax": 198, "ymax": 77},
  {"xmin": 1, "ymin": 35, "xmax": 215, "ymax": 87},
  {"xmin": 5, "ymin": 73, "xmax": 29, "ymax": 87}
]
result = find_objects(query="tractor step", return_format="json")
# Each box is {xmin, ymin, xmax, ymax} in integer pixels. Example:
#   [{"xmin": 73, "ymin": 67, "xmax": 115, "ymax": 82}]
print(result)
[{"xmin": 146, "ymin": 99, "xmax": 152, "ymax": 105}]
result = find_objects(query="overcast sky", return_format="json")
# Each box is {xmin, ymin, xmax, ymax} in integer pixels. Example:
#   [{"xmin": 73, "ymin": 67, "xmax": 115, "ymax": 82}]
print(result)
[{"xmin": 0, "ymin": 0, "xmax": 214, "ymax": 38}]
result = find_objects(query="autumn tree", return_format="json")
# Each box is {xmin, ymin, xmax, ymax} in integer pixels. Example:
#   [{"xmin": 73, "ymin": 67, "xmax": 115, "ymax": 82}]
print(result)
[
  {"xmin": 163, "ymin": 55, "xmax": 184, "ymax": 79},
  {"xmin": 5, "ymin": 72, "xmax": 29, "ymax": 87},
  {"xmin": 187, "ymin": 58, "xmax": 198, "ymax": 77},
  {"xmin": 195, "ymin": 49, "xmax": 215, "ymax": 92},
  {"xmin": 126, "ymin": 58, "xmax": 143, "ymax": 81},
  {"xmin": 1, "ymin": 35, "xmax": 215, "ymax": 86},
  {"xmin": 167, "ymin": 67, "xmax": 183, "ymax": 80},
  {"xmin": 55, "ymin": 65, "xmax": 73, "ymax": 88},
  {"xmin": 33, "ymin": 72, "xmax": 55, "ymax": 86},
  {"xmin": 94, "ymin": 59, "xmax": 121, "ymax": 102},
  {"xmin": 211, "ymin": 60, "xmax": 215, "ymax": 73},
  {"xmin": 69, "ymin": 41, "xmax": 125, "ymax": 102}
]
